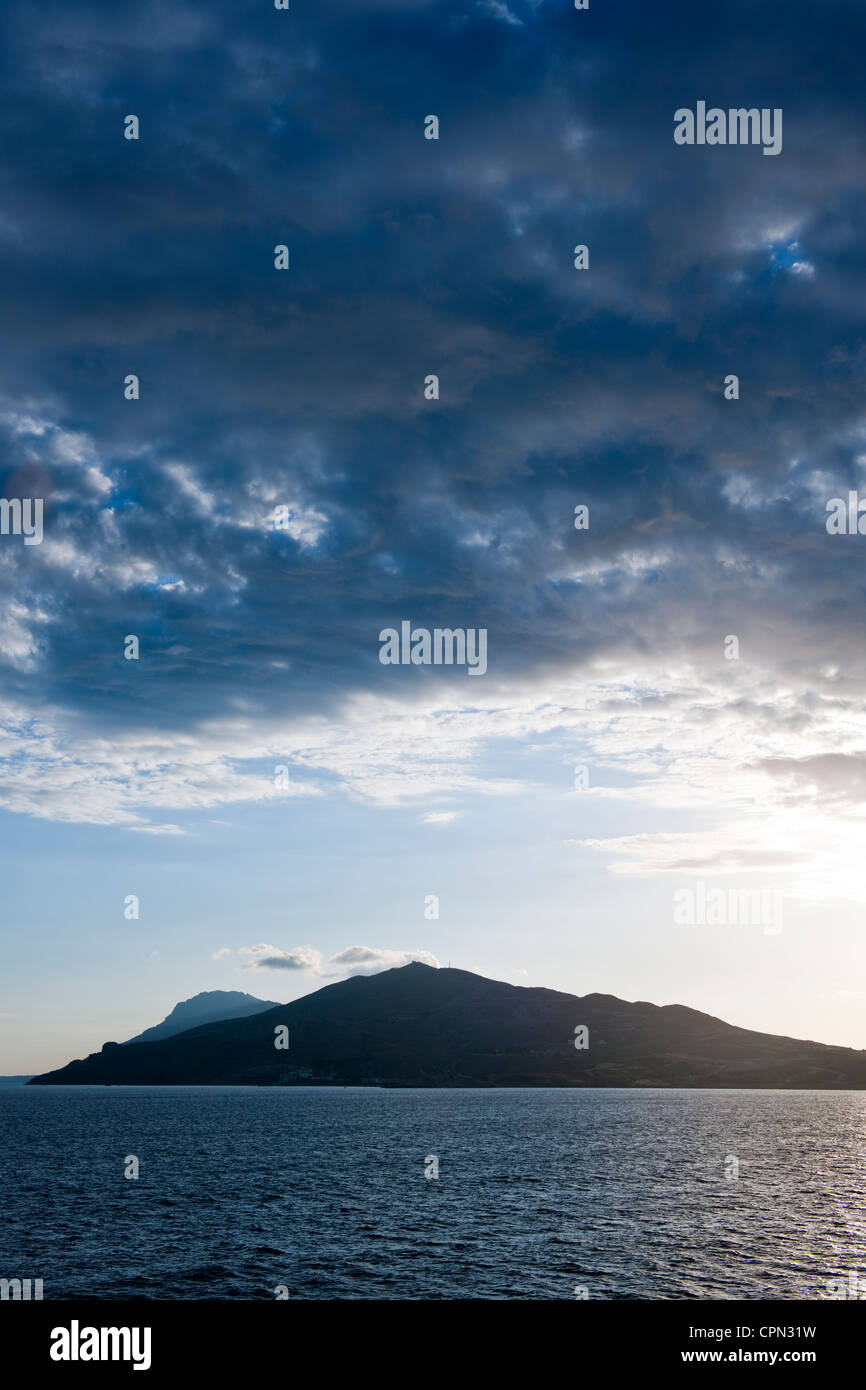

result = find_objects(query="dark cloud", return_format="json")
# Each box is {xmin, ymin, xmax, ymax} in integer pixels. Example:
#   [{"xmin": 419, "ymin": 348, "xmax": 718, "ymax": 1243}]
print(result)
[
  {"xmin": 759, "ymin": 753, "xmax": 866, "ymax": 810},
  {"xmin": 1, "ymin": 0, "xmax": 865, "ymax": 743}
]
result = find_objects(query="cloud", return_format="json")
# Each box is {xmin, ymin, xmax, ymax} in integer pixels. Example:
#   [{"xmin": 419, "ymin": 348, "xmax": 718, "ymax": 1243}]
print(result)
[
  {"xmin": 126, "ymin": 823, "xmax": 184, "ymax": 836},
  {"xmin": 0, "ymin": 0, "xmax": 865, "ymax": 912},
  {"xmin": 327, "ymin": 947, "xmax": 440, "ymax": 976},
  {"xmin": 8, "ymin": 651, "xmax": 866, "ymax": 918},
  {"xmin": 757, "ymin": 753, "xmax": 866, "ymax": 811},
  {"xmin": 576, "ymin": 830, "xmax": 815, "ymax": 877},
  {"xmin": 217, "ymin": 942, "xmax": 440, "ymax": 977},
  {"xmin": 238, "ymin": 944, "xmax": 323, "ymax": 972}
]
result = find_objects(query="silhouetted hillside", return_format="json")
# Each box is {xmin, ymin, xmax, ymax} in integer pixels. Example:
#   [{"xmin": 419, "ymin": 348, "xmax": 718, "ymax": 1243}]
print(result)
[
  {"xmin": 29, "ymin": 963, "xmax": 866, "ymax": 1089},
  {"xmin": 125, "ymin": 990, "xmax": 280, "ymax": 1045}
]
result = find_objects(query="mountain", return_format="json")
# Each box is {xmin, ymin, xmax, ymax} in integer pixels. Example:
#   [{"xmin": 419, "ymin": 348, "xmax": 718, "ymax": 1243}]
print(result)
[
  {"xmin": 29, "ymin": 963, "xmax": 866, "ymax": 1089},
  {"xmin": 124, "ymin": 990, "xmax": 280, "ymax": 1045},
  {"xmin": 0, "ymin": 1076, "xmax": 33, "ymax": 1085}
]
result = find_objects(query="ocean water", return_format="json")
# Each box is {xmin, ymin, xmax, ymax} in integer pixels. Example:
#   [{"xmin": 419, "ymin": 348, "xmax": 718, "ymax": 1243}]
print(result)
[{"xmin": 2, "ymin": 1086, "xmax": 864, "ymax": 1300}]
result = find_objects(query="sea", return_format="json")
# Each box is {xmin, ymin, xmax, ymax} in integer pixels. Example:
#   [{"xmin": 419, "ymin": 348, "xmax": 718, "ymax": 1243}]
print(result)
[{"xmin": 2, "ymin": 1086, "xmax": 864, "ymax": 1300}]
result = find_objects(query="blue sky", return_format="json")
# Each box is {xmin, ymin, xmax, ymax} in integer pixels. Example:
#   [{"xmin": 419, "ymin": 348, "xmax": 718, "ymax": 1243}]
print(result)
[{"xmin": 3, "ymin": 0, "xmax": 866, "ymax": 1071}]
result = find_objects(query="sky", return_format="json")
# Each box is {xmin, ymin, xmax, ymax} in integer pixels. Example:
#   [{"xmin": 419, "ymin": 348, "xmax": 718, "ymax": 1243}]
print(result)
[{"xmin": 2, "ymin": 0, "xmax": 866, "ymax": 1072}]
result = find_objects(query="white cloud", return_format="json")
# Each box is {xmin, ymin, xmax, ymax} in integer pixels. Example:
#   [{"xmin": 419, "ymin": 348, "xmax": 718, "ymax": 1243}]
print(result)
[
  {"xmin": 5, "ymin": 647, "xmax": 866, "ymax": 905},
  {"xmin": 574, "ymin": 828, "xmax": 814, "ymax": 876},
  {"xmin": 217, "ymin": 943, "xmax": 440, "ymax": 977},
  {"xmin": 238, "ymin": 944, "xmax": 323, "ymax": 972},
  {"xmin": 327, "ymin": 946, "xmax": 440, "ymax": 976},
  {"xmin": 162, "ymin": 462, "xmax": 216, "ymax": 517},
  {"xmin": 480, "ymin": 0, "xmax": 524, "ymax": 26}
]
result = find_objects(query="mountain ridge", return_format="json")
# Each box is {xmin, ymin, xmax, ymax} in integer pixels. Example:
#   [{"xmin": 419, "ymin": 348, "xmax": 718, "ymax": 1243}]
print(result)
[
  {"xmin": 124, "ymin": 989, "xmax": 280, "ymax": 1045},
  {"xmin": 28, "ymin": 963, "xmax": 866, "ymax": 1089}
]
